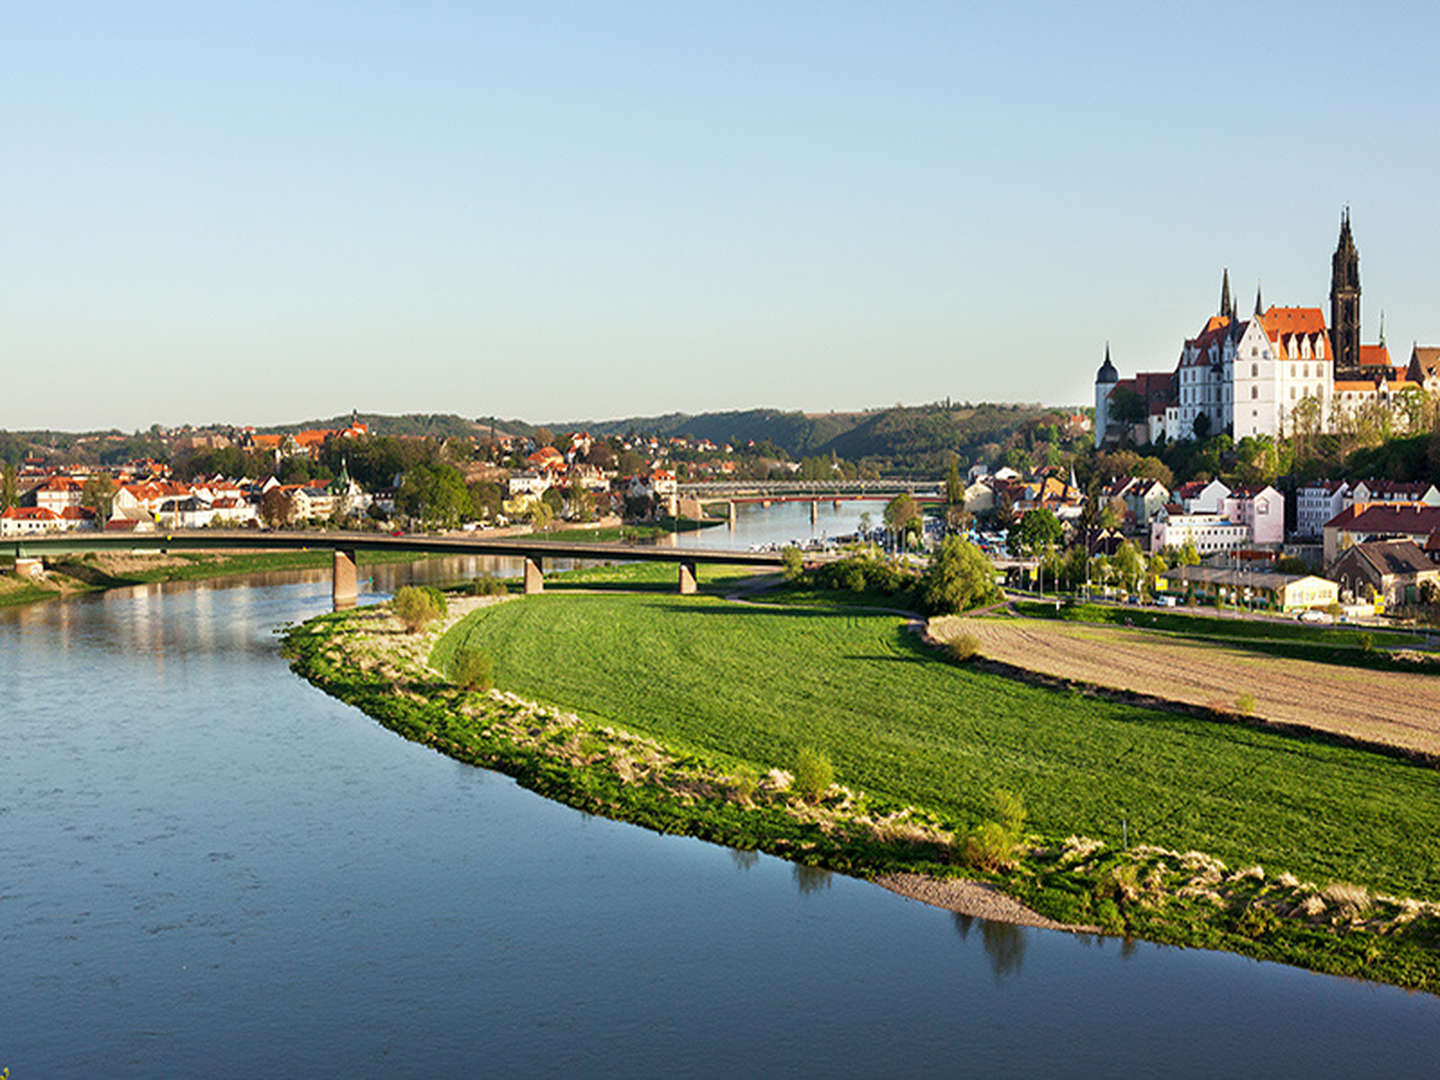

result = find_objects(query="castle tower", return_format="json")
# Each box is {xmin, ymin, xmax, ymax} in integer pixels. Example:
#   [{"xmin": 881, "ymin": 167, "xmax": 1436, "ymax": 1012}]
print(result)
[
  {"xmin": 1330, "ymin": 208, "xmax": 1361, "ymax": 373},
  {"xmin": 1094, "ymin": 342, "xmax": 1118, "ymax": 447}
]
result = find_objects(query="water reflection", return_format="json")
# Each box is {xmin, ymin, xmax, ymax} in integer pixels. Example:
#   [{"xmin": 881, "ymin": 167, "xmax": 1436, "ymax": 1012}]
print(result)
[
  {"xmin": 793, "ymin": 863, "xmax": 834, "ymax": 895},
  {"xmin": 953, "ymin": 912, "xmax": 1028, "ymax": 979},
  {"xmin": 729, "ymin": 847, "xmax": 759, "ymax": 871}
]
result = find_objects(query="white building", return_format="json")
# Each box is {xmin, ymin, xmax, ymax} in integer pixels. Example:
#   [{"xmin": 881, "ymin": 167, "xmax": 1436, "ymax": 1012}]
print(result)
[
  {"xmin": 1296, "ymin": 480, "xmax": 1349, "ymax": 539},
  {"xmin": 1150, "ymin": 507, "xmax": 1249, "ymax": 555},
  {"xmin": 1173, "ymin": 478, "xmax": 1230, "ymax": 515}
]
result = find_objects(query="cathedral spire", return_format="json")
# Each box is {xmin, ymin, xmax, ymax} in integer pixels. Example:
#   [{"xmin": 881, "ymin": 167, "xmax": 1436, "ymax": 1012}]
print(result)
[
  {"xmin": 1331, "ymin": 207, "xmax": 1361, "ymax": 372},
  {"xmin": 1219, "ymin": 268, "xmax": 1233, "ymax": 319},
  {"xmin": 1254, "ymin": 278, "xmax": 1264, "ymax": 317},
  {"xmin": 1380, "ymin": 309, "xmax": 1386, "ymax": 346}
]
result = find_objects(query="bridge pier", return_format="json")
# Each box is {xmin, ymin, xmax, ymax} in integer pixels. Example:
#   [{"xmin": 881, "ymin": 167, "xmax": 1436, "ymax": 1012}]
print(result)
[
  {"xmin": 833, "ymin": 499, "xmax": 843, "ymax": 509},
  {"xmin": 523, "ymin": 554, "xmax": 544, "ymax": 594},
  {"xmin": 332, "ymin": 549, "xmax": 358, "ymax": 610},
  {"xmin": 810, "ymin": 499, "xmax": 818, "ymax": 527},
  {"xmin": 678, "ymin": 560, "xmax": 698, "ymax": 595},
  {"xmin": 727, "ymin": 501, "xmax": 736, "ymax": 529}
]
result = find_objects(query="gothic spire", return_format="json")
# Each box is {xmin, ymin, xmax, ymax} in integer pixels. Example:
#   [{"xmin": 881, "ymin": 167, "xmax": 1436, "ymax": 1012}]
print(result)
[
  {"xmin": 1220, "ymin": 268, "xmax": 1233, "ymax": 319},
  {"xmin": 1380, "ymin": 309, "xmax": 1386, "ymax": 345},
  {"xmin": 1254, "ymin": 278, "xmax": 1264, "ymax": 317}
]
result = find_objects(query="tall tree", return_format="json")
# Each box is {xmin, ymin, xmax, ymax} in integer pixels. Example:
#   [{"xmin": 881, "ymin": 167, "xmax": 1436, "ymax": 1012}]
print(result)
[
  {"xmin": 82, "ymin": 474, "xmax": 119, "ymax": 519},
  {"xmin": 945, "ymin": 460, "xmax": 964, "ymax": 505},
  {"xmin": 1, "ymin": 464, "xmax": 17, "ymax": 510}
]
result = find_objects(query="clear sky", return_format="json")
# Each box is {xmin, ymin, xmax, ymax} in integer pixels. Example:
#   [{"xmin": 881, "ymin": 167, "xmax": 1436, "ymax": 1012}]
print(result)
[{"xmin": 5, "ymin": 2, "xmax": 1439, "ymax": 431}]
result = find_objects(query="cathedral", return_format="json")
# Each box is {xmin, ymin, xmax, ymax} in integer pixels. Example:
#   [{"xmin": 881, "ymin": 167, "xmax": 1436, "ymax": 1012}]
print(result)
[{"xmin": 1096, "ymin": 212, "xmax": 1427, "ymax": 447}]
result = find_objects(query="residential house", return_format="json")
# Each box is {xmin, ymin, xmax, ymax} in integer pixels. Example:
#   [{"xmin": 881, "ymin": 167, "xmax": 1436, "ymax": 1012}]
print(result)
[
  {"xmin": 1322, "ymin": 504, "xmax": 1440, "ymax": 566},
  {"xmin": 1173, "ymin": 479, "xmax": 1230, "ymax": 515},
  {"xmin": 1223, "ymin": 484, "xmax": 1284, "ymax": 546},
  {"xmin": 1329, "ymin": 539, "xmax": 1440, "ymax": 607},
  {"xmin": 1296, "ymin": 480, "xmax": 1349, "ymax": 539}
]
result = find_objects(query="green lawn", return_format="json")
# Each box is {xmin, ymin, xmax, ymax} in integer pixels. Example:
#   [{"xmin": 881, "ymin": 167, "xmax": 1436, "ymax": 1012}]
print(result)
[{"xmin": 436, "ymin": 592, "xmax": 1440, "ymax": 900}]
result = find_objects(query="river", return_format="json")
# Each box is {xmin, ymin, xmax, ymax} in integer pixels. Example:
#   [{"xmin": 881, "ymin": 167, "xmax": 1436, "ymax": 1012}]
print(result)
[{"xmin": 3, "ymin": 522, "xmax": 1438, "ymax": 1075}]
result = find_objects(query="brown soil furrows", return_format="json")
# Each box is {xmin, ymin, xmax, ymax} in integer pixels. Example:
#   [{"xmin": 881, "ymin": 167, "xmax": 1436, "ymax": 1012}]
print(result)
[{"xmin": 931, "ymin": 616, "xmax": 1440, "ymax": 759}]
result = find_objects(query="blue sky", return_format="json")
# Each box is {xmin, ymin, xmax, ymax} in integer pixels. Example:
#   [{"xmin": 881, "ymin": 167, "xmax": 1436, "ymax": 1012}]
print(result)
[{"xmin": 4, "ymin": 2, "xmax": 1438, "ymax": 430}]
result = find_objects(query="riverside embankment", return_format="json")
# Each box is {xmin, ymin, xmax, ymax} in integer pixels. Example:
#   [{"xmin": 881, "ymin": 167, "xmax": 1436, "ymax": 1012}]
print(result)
[{"xmin": 285, "ymin": 569, "xmax": 1440, "ymax": 994}]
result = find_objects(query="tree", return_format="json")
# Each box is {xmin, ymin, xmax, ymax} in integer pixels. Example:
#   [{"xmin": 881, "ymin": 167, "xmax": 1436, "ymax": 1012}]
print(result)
[
  {"xmin": 884, "ymin": 492, "xmax": 921, "ymax": 546},
  {"xmin": 82, "ymin": 474, "xmax": 119, "ymax": 520},
  {"xmin": 1007, "ymin": 508, "xmax": 1062, "ymax": 555},
  {"xmin": 781, "ymin": 544, "xmax": 804, "ymax": 582},
  {"xmin": 585, "ymin": 440, "xmax": 616, "ymax": 470},
  {"xmin": 1110, "ymin": 386, "xmax": 1147, "ymax": 426},
  {"xmin": 568, "ymin": 484, "xmax": 596, "ymax": 522},
  {"xmin": 945, "ymin": 460, "xmax": 964, "ymax": 505},
  {"xmin": 525, "ymin": 499, "xmax": 554, "ymax": 530},
  {"xmin": 1, "ymin": 464, "xmax": 17, "ymax": 511},
  {"xmin": 393, "ymin": 585, "xmax": 445, "ymax": 634},
  {"xmin": 1192, "ymin": 411, "xmax": 1212, "ymax": 439},
  {"xmin": 534, "ymin": 426, "xmax": 554, "ymax": 449},
  {"xmin": 260, "ymin": 487, "xmax": 292, "ymax": 528},
  {"xmin": 921, "ymin": 536, "xmax": 998, "ymax": 614}
]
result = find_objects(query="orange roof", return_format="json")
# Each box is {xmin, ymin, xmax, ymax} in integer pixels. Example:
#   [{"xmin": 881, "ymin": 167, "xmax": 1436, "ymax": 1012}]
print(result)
[
  {"xmin": 2, "ymin": 506, "xmax": 58, "ymax": 520},
  {"xmin": 1358, "ymin": 344, "xmax": 1392, "ymax": 367},
  {"xmin": 251, "ymin": 434, "xmax": 283, "ymax": 449}
]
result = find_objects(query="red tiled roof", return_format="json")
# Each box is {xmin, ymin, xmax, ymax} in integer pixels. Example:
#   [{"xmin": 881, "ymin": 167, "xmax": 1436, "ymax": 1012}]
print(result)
[
  {"xmin": 1326, "ymin": 504, "xmax": 1440, "ymax": 534},
  {"xmin": 2, "ymin": 506, "xmax": 59, "ymax": 520}
]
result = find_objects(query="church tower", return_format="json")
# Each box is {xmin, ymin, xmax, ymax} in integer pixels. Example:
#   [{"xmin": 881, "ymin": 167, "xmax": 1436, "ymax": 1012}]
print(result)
[
  {"xmin": 1094, "ymin": 342, "xmax": 1118, "ymax": 447},
  {"xmin": 1330, "ymin": 208, "xmax": 1361, "ymax": 373},
  {"xmin": 1219, "ymin": 268, "xmax": 1233, "ymax": 320}
]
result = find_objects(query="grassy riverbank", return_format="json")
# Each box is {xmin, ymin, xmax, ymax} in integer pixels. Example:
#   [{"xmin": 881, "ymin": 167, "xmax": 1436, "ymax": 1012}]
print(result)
[{"xmin": 284, "ymin": 567, "xmax": 1440, "ymax": 993}]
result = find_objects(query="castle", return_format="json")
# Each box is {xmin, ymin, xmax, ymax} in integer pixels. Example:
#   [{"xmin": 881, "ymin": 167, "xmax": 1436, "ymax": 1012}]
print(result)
[{"xmin": 1095, "ymin": 212, "xmax": 1437, "ymax": 447}]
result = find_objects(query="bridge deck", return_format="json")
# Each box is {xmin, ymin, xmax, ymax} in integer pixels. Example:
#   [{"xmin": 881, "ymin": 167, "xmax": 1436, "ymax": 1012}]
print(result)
[{"xmin": 7, "ymin": 529, "xmax": 790, "ymax": 566}]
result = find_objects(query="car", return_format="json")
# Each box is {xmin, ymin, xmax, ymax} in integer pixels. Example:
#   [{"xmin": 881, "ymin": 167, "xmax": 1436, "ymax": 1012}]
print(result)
[{"xmin": 1297, "ymin": 609, "xmax": 1332, "ymax": 624}]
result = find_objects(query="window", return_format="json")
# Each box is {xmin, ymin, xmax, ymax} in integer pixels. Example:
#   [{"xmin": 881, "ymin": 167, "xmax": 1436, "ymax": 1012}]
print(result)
[
  {"xmin": 1303, "ymin": 363, "xmax": 1309, "ymax": 377},
  {"xmin": 1290, "ymin": 364, "xmax": 1296, "ymax": 377},
  {"xmin": 1251, "ymin": 386, "xmax": 1258, "ymax": 399},
  {"xmin": 1290, "ymin": 387, "xmax": 1296, "ymax": 399},
  {"xmin": 1251, "ymin": 363, "xmax": 1258, "ymax": 376}
]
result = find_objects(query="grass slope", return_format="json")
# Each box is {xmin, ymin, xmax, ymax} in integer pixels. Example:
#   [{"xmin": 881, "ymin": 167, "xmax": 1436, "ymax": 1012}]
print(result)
[{"xmin": 436, "ymin": 593, "xmax": 1440, "ymax": 901}]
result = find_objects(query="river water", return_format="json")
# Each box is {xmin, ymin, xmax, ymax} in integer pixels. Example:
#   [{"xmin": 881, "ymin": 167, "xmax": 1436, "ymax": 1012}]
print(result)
[{"xmin": 3, "ymin": 529, "xmax": 1439, "ymax": 1076}]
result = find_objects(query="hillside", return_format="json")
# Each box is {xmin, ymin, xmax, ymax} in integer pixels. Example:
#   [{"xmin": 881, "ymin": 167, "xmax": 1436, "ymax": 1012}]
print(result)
[{"xmin": 563, "ymin": 408, "xmax": 861, "ymax": 457}]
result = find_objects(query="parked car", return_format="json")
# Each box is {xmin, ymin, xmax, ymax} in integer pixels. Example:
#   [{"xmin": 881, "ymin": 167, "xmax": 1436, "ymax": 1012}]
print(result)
[{"xmin": 1297, "ymin": 609, "xmax": 1332, "ymax": 624}]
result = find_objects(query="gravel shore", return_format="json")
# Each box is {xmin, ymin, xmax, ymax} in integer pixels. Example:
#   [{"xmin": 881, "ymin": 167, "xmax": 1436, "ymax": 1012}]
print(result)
[{"xmin": 875, "ymin": 872, "xmax": 1099, "ymax": 933}]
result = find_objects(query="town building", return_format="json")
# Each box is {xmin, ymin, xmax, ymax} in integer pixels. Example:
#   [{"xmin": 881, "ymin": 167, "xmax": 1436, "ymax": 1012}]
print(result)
[
  {"xmin": 1296, "ymin": 480, "xmax": 1350, "ymax": 539},
  {"xmin": 1330, "ymin": 539, "xmax": 1439, "ymax": 607},
  {"xmin": 1322, "ymin": 504, "xmax": 1440, "ymax": 566},
  {"xmin": 1162, "ymin": 565, "xmax": 1338, "ymax": 612}
]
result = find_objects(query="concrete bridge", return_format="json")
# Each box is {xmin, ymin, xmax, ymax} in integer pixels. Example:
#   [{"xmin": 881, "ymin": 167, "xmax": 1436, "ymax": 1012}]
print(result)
[
  {"xmin": 8, "ymin": 530, "xmax": 794, "ymax": 609},
  {"xmin": 679, "ymin": 479, "xmax": 942, "ymax": 497}
]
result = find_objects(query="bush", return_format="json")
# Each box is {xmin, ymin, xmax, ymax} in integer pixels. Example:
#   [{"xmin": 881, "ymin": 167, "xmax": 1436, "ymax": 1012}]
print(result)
[
  {"xmin": 451, "ymin": 648, "xmax": 493, "ymax": 692},
  {"xmin": 1234, "ymin": 692, "xmax": 1257, "ymax": 716},
  {"xmin": 964, "ymin": 789, "xmax": 1027, "ymax": 872},
  {"xmin": 1357, "ymin": 631, "xmax": 1375, "ymax": 653},
  {"xmin": 793, "ymin": 746, "xmax": 834, "ymax": 803},
  {"xmin": 964, "ymin": 821, "xmax": 1019, "ymax": 872},
  {"xmin": 393, "ymin": 585, "xmax": 445, "ymax": 633},
  {"xmin": 464, "ymin": 574, "xmax": 508, "ymax": 596},
  {"xmin": 947, "ymin": 632, "xmax": 980, "ymax": 662}
]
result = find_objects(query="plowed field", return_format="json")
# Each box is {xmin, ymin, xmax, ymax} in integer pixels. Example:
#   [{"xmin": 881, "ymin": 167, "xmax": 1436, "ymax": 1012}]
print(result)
[{"xmin": 932, "ymin": 616, "xmax": 1440, "ymax": 758}]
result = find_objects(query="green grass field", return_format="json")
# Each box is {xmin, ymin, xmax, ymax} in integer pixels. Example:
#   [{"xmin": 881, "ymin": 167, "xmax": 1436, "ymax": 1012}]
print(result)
[{"xmin": 436, "ymin": 591, "xmax": 1440, "ymax": 900}]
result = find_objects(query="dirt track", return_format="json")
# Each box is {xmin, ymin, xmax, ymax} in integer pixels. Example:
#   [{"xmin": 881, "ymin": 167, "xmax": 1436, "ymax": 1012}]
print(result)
[{"xmin": 931, "ymin": 616, "xmax": 1440, "ymax": 759}]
